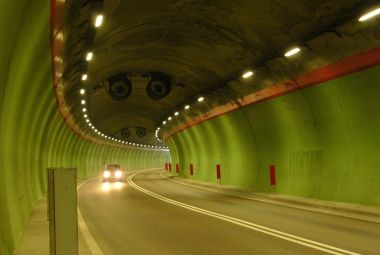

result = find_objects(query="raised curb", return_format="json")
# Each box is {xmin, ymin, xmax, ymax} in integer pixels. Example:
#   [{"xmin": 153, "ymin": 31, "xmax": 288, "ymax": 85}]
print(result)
[{"xmin": 163, "ymin": 172, "xmax": 380, "ymax": 220}]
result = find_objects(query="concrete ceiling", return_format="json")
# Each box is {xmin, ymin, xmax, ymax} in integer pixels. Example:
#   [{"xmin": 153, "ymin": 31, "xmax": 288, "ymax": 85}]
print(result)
[{"xmin": 62, "ymin": 0, "xmax": 374, "ymax": 145}]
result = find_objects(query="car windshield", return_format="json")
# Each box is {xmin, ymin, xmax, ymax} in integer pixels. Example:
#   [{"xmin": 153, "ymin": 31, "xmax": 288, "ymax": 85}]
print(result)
[{"xmin": 106, "ymin": 165, "xmax": 121, "ymax": 171}]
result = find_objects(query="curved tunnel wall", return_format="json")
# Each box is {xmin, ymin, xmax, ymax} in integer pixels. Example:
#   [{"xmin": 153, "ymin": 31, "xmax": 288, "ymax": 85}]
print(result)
[
  {"xmin": 167, "ymin": 63, "xmax": 380, "ymax": 207},
  {"xmin": 0, "ymin": 1, "xmax": 169, "ymax": 254}
]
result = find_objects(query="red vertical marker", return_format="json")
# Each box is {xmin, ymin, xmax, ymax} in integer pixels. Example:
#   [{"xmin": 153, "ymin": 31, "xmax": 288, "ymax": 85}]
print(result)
[
  {"xmin": 165, "ymin": 163, "xmax": 168, "ymax": 171},
  {"xmin": 169, "ymin": 163, "xmax": 172, "ymax": 172},
  {"xmin": 176, "ymin": 163, "xmax": 179, "ymax": 173},
  {"xmin": 190, "ymin": 164, "xmax": 193, "ymax": 175},
  {"xmin": 216, "ymin": 164, "xmax": 221, "ymax": 179},
  {"xmin": 269, "ymin": 164, "xmax": 276, "ymax": 186}
]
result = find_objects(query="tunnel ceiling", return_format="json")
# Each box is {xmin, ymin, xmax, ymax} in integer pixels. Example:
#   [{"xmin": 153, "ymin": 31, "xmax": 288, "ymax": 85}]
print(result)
[{"xmin": 61, "ymin": 0, "xmax": 375, "ymax": 146}]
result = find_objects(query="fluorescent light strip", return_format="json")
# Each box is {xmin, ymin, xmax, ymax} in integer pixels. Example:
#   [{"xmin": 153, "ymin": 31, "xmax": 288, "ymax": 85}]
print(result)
[
  {"xmin": 95, "ymin": 14, "xmax": 103, "ymax": 27},
  {"xmin": 86, "ymin": 52, "xmax": 93, "ymax": 61},
  {"xmin": 242, "ymin": 71, "xmax": 253, "ymax": 79},
  {"xmin": 359, "ymin": 8, "xmax": 380, "ymax": 22},
  {"xmin": 284, "ymin": 47, "xmax": 301, "ymax": 57}
]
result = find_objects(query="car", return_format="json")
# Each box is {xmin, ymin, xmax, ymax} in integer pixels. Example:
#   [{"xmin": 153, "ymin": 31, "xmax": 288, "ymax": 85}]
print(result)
[{"xmin": 102, "ymin": 164, "xmax": 125, "ymax": 182}]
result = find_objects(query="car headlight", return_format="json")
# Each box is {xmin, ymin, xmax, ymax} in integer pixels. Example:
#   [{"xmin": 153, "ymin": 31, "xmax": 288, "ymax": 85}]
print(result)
[
  {"xmin": 115, "ymin": 170, "xmax": 122, "ymax": 178},
  {"xmin": 103, "ymin": 171, "xmax": 111, "ymax": 178}
]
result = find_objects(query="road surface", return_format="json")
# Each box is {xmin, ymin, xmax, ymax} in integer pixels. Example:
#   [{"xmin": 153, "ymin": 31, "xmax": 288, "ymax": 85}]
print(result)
[{"xmin": 77, "ymin": 169, "xmax": 380, "ymax": 255}]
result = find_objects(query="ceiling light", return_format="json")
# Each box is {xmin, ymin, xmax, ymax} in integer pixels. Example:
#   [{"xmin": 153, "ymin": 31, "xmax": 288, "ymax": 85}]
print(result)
[
  {"xmin": 359, "ymin": 8, "xmax": 380, "ymax": 21},
  {"xmin": 198, "ymin": 96, "xmax": 204, "ymax": 102},
  {"xmin": 168, "ymin": 117, "xmax": 172, "ymax": 121},
  {"xmin": 242, "ymin": 71, "xmax": 253, "ymax": 79},
  {"xmin": 163, "ymin": 121, "xmax": 167, "ymax": 125},
  {"xmin": 284, "ymin": 47, "xmax": 301, "ymax": 57},
  {"xmin": 80, "ymin": 89, "xmax": 85, "ymax": 95},
  {"xmin": 95, "ymin": 14, "xmax": 103, "ymax": 27},
  {"xmin": 82, "ymin": 108, "xmax": 87, "ymax": 112},
  {"xmin": 174, "ymin": 112, "xmax": 179, "ymax": 116},
  {"xmin": 81, "ymin": 74, "xmax": 88, "ymax": 81},
  {"xmin": 91, "ymin": 126, "xmax": 95, "ymax": 129},
  {"xmin": 86, "ymin": 119, "xmax": 89, "ymax": 123},
  {"xmin": 81, "ymin": 100, "xmax": 86, "ymax": 105},
  {"xmin": 84, "ymin": 114, "xmax": 88, "ymax": 118},
  {"xmin": 184, "ymin": 105, "xmax": 190, "ymax": 110},
  {"xmin": 86, "ymin": 52, "xmax": 93, "ymax": 61}
]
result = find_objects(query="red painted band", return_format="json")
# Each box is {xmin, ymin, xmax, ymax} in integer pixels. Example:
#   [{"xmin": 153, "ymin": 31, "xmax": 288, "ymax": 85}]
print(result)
[
  {"xmin": 164, "ymin": 45, "xmax": 380, "ymax": 142},
  {"xmin": 176, "ymin": 163, "xmax": 179, "ymax": 173},
  {"xmin": 190, "ymin": 164, "xmax": 193, "ymax": 175}
]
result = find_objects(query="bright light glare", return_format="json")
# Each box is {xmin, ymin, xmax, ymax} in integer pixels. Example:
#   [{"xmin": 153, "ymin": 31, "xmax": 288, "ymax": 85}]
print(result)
[
  {"xmin": 95, "ymin": 14, "xmax": 104, "ymax": 27},
  {"xmin": 359, "ymin": 8, "xmax": 380, "ymax": 21},
  {"xmin": 103, "ymin": 171, "xmax": 111, "ymax": 178},
  {"xmin": 115, "ymin": 170, "xmax": 122, "ymax": 178},
  {"xmin": 113, "ymin": 182, "xmax": 123, "ymax": 189},
  {"xmin": 242, "ymin": 71, "xmax": 253, "ymax": 79},
  {"xmin": 284, "ymin": 47, "xmax": 301, "ymax": 57},
  {"xmin": 101, "ymin": 182, "xmax": 111, "ymax": 192},
  {"xmin": 81, "ymin": 100, "xmax": 86, "ymax": 105},
  {"xmin": 198, "ymin": 96, "xmax": 204, "ymax": 102},
  {"xmin": 84, "ymin": 114, "xmax": 88, "ymax": 118},
  {"xmin": 82, "ymin": 108, "xmax": 87, "ymax": 112},
  {"xmin": 163, "ymin": 121, "xmax": 167, "ymax": 125},
  {"xmin": 86, "ymin": 52, "xmax": 93, "ymax": 61},
  {"xmin": 174, "ymin": 112, "xmax": 179, "ymax": 116},
  {"xmin": 81, "ymin": 74, "xmax": 88, "ymax": 81},
  {"xmin": 184, "ymin": 105, "xmax": 190, "ymax": 110},
  {"xmin": 80, "ymin": 89, "xmax": 85, "ymax": 95},
  {"xmin": 168, "ymin": 117, "xmax": 172, "ymax": 121}
]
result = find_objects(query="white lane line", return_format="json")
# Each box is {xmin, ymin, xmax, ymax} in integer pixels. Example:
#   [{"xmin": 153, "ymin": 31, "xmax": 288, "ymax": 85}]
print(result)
[
  {"xmin": 77, "ymin": 178, "xmax": 105, "ymax": 255},
  {"xmin": 77, "ymin": 208, "xmax": 104, "ymax": 255},
  {"xmin": 161, "ymin": 173, "xmax": 380, "ymax": 224},
  {"xmin": 129, "ymin": 172, "xmax": 361, "ymax": 255},
  {"xmin": 75, "ymin": 168, "xmax": 163, "ymax": 255}
]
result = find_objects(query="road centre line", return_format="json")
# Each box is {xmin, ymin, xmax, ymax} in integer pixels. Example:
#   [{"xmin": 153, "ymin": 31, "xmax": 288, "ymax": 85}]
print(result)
[
  {"xmin": 129, "ymin": 172, "xmax": 361, "ymax": 255},
  {"xmin": 160, "ymin": 172, "xmax": 380, "ymax": 224}
]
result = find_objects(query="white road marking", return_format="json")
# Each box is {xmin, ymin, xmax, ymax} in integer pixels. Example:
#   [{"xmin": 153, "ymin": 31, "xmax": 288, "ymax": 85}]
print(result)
[
  {"xmin": 76, "ymin": 167, "xmax": 162, "ymax": 255},
  {"xmin": 77, "ymin": 178, "xmax": 105, "ymax": 255},
  {"xmin": 77, "ymin": 208, "xmax": 104, "ymax": 255},
  {"xmin": 129, "ymin": 172, "xmax": 361, "ymax": 255},
  {"xmin": 161, "ymin": 172, "xmax": 380, "ymax": 224}
]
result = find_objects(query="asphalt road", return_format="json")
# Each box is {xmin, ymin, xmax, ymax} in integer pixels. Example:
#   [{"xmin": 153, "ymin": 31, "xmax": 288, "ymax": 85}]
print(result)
[{"xmin": 77, "ymin": 169, "xmax": 380, "ymax": 255}]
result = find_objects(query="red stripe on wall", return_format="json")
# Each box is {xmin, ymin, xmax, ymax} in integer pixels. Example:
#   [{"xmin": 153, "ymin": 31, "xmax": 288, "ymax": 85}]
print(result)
[{"xmin": 164, "ymin": 46, "xmax": 380, "ymax": 141}]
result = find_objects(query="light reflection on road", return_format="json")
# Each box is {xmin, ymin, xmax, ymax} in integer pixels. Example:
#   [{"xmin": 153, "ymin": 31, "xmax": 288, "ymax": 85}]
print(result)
[{"xmin": 101, "ymin": 182, "xmax": 125, "ymax": 192}]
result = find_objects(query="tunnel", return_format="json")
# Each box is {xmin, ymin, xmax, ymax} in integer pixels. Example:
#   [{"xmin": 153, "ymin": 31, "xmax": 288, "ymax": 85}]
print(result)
[{"xmin": 1, "ymin": 0, "xmax": 380, "ymax": 254}]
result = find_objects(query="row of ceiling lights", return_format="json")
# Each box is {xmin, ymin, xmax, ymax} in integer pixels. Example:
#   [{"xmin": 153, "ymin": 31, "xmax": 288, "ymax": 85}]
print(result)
[
  {"xmin": 155, "ymin": 96, "xmax": 204, "ymax": 142},
  {"xmin": 154, "ymin": 7, "xmax": 380, "ymax": 142},
  {"xmin": 78, "ymin": 14, "xmax": 168, "ymax": 150}
]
